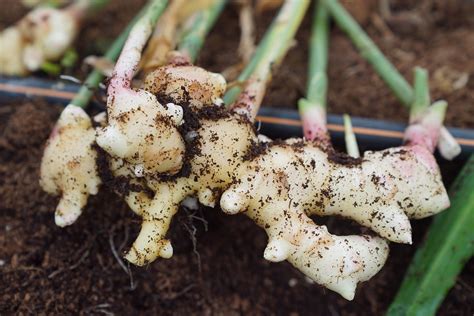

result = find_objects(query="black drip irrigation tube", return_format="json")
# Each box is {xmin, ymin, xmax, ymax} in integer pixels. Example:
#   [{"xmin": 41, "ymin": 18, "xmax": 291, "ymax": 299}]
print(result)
[{"xmin": 1, "ymin": 76, "xmax": 473, "ymax": 160}]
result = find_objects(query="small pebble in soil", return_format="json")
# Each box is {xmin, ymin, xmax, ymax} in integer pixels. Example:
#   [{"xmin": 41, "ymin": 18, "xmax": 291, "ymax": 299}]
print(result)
[{"xmin": 288, "ymin": 278, "xmax": 298, "ymax": 287}]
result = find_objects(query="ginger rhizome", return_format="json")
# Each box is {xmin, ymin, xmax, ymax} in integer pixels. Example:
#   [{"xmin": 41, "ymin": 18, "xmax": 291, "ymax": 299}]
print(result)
[
  {"xmin": 39, "ymin": 0, "xmax": 451, "ymax": 301},
  {"xmin": 95, "ymin": 1, "xmax": 187, "ymax": 177},
  {"xmin": 40, "ymin": 105, "xmax": 101, "ymax": 227},
  {"xmin": 0, "ymin": 0, "xmax": 101, "ymax": 75}
]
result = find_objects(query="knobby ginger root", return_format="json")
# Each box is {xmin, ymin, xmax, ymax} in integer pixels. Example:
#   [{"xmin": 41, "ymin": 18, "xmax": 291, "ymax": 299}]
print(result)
[
  {"xmin": 93, "ymin": 59, "xmax": 447, "ymax": 298},
  {"xmin": 97, "ymin": 58, "xmax": 226, "ymax": 177},
  {"xmin": 95, "ymin": 9, "xmax": 188, "ymax": 177},
  {"xmin": 38, "ymin": 0, "xmax": 448, "ymax": 297},
  {"xmin": 225, "ymin": 193, "xmax": 388, "ymax": 300},
  {"xmin": 121, "ymin": 109, "xmax": 257, "ymax": 265},
  {"xmin": 95, "ymin": 87, "xmax": 186, "ymax": 176},
  {"xmin": 220, "ymin": 139, "xmax": 449, "ymax": 244},
  {"xmin": 93, "ymin": 64, "xmax": 388, "ymax": 299},
  {"xmin": 39, "ymin": 64, "xmax": 447, "ymax": 299},
  {"xmin": 109, "ymin": 101, "xmax": 389, "ymax": 299},
  {"xmin": 40, "ymin": 105, "xmax": 101, "ymax": 227},
  {"xmin": 0, "ymin": 3, "xmax": 84, "ymax": 75}
]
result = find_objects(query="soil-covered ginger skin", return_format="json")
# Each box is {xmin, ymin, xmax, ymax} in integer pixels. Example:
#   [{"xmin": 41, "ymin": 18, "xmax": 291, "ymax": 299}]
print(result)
[
  {"xmin": 100, "ymin": 68, "xmax": 391, "ymax": 299},
  {"xmin": 224, "ymin": 140, "xmax": 449, "ymax": 244},
  {"xmin": 40, "ymin": 105, "xmax": 101, "ymax": 227}
]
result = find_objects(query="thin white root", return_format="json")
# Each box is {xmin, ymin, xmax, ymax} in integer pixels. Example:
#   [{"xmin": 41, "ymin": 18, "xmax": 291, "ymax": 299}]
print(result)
[{"xmin": 40, "ymin": 105, "xmax": 101, "ymax": 226}]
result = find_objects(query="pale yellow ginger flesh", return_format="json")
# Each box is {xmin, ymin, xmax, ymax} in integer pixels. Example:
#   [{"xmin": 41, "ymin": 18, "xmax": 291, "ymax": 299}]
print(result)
[
  {"xmin": 40, "ymin": 105, "xmax": 101, "ymax": 227},
  {"xmin": 0, "ymin": 6, "xmax": 80, "ymax": 75}
]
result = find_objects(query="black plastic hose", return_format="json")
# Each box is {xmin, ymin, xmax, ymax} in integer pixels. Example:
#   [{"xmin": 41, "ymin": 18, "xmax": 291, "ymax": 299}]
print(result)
[{"xmin": 1, "ymin": 76, "xmax": 473, "ymax": 159}]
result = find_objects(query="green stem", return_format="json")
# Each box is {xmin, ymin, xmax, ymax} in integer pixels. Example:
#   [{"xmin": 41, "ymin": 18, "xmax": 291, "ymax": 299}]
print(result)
[
  {"xmin": 322, "ymin": 0, "xmax": 413, "ymax": 107},
  {"xmin": 306, "ymin": 1, "xmax": 329, "ymax": 106},
  {"xmin": 71, "ymin": 0, "xmax": 163, "ymax": 108},
  {"xmin": 298, "ymin": 0, "xmax": 330, "ymax": 142},
  {"xmin": 387, "ymin": 155, "xmax": 474, "ymax": 316},
  {"xmin": 177, "ymin": 0, "xmax": 227, "ymax": 63},
  {"xmin": 323, "ymin": 0, "xmax": 460, "ymax": 159},
  {"xmin": 40, "ymin": 61, "xmax": 62, "ymax": 77},
  {"xmin": 74, "ymin": 0, "xmax": 111, "ymax": 14},
  {"xmin": 411, "ymin": 67, "xmax": 430, "ymax": 120},
  {"xmin": 223, "ymin": 0, "xmax": 310, "ymax": 106}
]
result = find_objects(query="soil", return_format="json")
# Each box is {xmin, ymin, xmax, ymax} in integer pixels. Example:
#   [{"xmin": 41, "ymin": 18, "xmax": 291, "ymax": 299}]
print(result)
[
  {"xmin": 200, "ymin": 0, "xmax": 474, "ymax": 129},
  {"xmin": 1, "ymin": 101, "xmax": 473, "ymax": 315},
  {"xmin": 1, "ymin": 1, "xmax": 473, "ymax": 128},
  {"xmin": 1, "ymin": 1, "xmax": 474, "ymax": 315}
]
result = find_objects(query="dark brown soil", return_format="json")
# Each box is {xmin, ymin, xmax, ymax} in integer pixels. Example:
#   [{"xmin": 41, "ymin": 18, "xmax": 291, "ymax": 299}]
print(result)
[
  {"xmin": 1, "ymin": 101, "xmax": 473, "ymax": 315},
  {"xmin": 199, "ymin": 0, "xmax": 474, "ymax": 128},
  {"xmin": 1, "ymin": 1, "xmax": 473, "ymax": 128},
  {"xmin": 1, "ymin": 1, "xmax": 474, "ymax": 315}
]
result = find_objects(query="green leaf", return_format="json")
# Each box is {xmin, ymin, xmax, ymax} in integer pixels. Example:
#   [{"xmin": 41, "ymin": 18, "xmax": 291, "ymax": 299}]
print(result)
[{"xmin": 387, "ymin": 155, "xmax": 474, "ymax": 316}]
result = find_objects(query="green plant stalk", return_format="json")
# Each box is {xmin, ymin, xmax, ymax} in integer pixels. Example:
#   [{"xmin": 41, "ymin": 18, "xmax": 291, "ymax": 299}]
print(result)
[
  {"xmin": 322, "ymin": 0, "xmax": 460, "ymax": 159},
  {"xmin": 178, "ymin": 0, "xmax": 227, "ymax": 63},
  {"xmin": 321, "ymin": 0, "xmax": 413, "ymax": 106},
  {"xmin": 71, "ymin": 0, "xmax": 165, "ymax": 108},
  {"xmin": 306, "ymin": 0, "xmax": 329, "ymax": 106},
  {"xmin": 298, "ymin": 0, "xmax": 330, "ymax": 141},
  {"xmin": 223, "ymin": 0, "xmax": 310, "ymax": 106},
  {"xmin": 343, "ymin": 114, "xmax": 360, "ymax": 157},
  {"xmin": 73, "ymin": 0, "xmax": 111, "ymax": 14},
  {"xmin": 411, "ymin": 67, "xmax": 430, "ymax": 121},
  {"xmin": 40, "ymin": 61, "xmax": 62, "ymax": 76},
  {"xmin": 387, "ymin": 155, "xmax": 474, "ymax": 316}
]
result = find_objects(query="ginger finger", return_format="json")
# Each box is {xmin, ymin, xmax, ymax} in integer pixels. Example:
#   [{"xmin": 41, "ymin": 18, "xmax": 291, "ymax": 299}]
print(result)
[
  {"xmin": 221, "ymin": 138, "xmax": 449, "ymax": 245},
  {"xmin": 40, "ymin": 105, "xmax": 101, "ymax": 226},
  {"xmin": 123, "ymin": 179, "xmax": 190, "ymax": 266},
  {"xmin": 96, "ymin": 0, "xmax": 185, "ymax": 176},
  {"xmin": 221, "ymin": 166, "xmax": 389, "ymax": 300}
]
